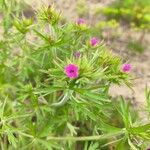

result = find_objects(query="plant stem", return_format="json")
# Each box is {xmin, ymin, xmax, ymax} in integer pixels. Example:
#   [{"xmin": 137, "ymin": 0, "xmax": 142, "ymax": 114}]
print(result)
[
  {"xmin": 47, "ymin": 130, "xmax": 125, "ymax": 141},
  {"xmin": 51, "ymin": 90, "xmax": 73, "ymax": 107}
]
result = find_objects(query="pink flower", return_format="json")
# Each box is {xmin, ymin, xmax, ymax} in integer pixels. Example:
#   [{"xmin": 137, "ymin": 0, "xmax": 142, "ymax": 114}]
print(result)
[
  {"xmin": 90, "ymin": 37, "xmax": 99, "ymax": 46},
  {"xmin": 64, "ymin": 64, "xmax": 79, "ymax": 78},
  {"xmin": 122, "ymin": 63, "xmax": 131, "ymax": 72},
  {"xmin": 74, "ymin": 51, "xmax": 81, "ymax": 59},
  {"xmin": 76, "ymin": 18, "xmax": 86, "ymax": 25}
]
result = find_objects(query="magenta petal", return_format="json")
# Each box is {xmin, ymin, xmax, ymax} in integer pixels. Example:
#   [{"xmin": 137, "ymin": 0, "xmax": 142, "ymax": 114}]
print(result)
[
  {"xmin": 64, "ymin": 64, "xmax": 79, "ymax": 78},
  {"xmin": 74, "ymin": 51, "xmax": 81, "ymax": 58},
  {"xmin": 122, "ymin": 63, "xmax": 132, "ymax": 72},
  {"xmin": 76, "ymin": 18, "xmax": 86, "ymax": 25},
  {"xmin": 90, "ymin": 37, "xmax": 99, "ymax": 46}
]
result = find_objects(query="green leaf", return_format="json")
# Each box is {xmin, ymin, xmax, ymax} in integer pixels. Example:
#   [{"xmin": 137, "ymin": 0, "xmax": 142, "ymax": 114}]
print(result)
[
  {"xmin": 128, "ymin": 138, "xmax": 139, "ymax": 150},
  {"xmin": 33, "ymin": 29, "xmax": 50, "ymax": 42},
  {"xmin": 67, "ymin": 122, "xmax": 78, "ymax": 136},
  {"xmin": 38, "ymin": 121, "xmax": 52, "ymax": 138},
  {"xmin": 100, "ymin": 121, "xmax": 122, "ymax": 133},
  {"xmin": 75, "ymin": 88, "xmax": 110, "ymax": 104},
  {"xmin": 38, "ymin": 140, "xmax": 53, "ymax": 150},
  {"xmin": 114, "ymin": 97, "xmax": 132, "ymax": 129},
  {"xmin": 116, "ymin": 137, "xmax": 127, "ymax": 150},
  {"xmin": 34, "ymin": 86, "xmax": 64, "ymax": 96},
  {"xmin": 0, "ymin": 96, "xmax": 7, "ymax": 118},
  {"xmin": 130, "ymin": 123, "xmax": 150, "ymax": 133}
]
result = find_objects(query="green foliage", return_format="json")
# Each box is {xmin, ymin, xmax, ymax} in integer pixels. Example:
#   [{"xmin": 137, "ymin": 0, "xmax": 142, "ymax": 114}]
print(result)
[
  {"xmin": 0, "ymin": 0, "xmax": 32, "ymax": 34},
  {"xmin": 37, "ymin": 5, "xmax": 61, "ymax": 25},
  {"xmin": 93, "ymin": 19, "xmax": 120, "ymax": 40},
  {"xmin": 127, "ymin": 40, "xmax": 145, "ymax": 53},
  {"xmin": 13, "ymin": 17, "xmax": 33, "ymax": 34},
  {"xmin": 0, "ymin": 1, "xmax": 150, "ymax": 150},
  {"xmin": 101, "ymin": 0, "xmax": 150, "ymax": 31},
  {"xmin": 76, "ymin": 0, "xmax": 89, "ymax": 17},
  {"xmin": 96, "ymin": 19, "xmax": 119, "ymax": 30}
]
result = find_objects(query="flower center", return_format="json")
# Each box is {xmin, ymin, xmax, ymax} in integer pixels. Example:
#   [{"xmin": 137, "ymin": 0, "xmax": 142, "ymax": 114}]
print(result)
[{"xmin": 69, "ymin": 69, "xmax": 74, "ymax": 73}]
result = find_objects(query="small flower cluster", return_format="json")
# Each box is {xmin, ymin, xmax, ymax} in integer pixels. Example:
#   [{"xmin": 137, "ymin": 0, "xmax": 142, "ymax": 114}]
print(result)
[
  {"xmin": 64, "ymin": 63, "xmax": 132, "ymax": 79},
  {"xmin": 64, "ymin": 19, "xmax": 132, "ymax": 79}
]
